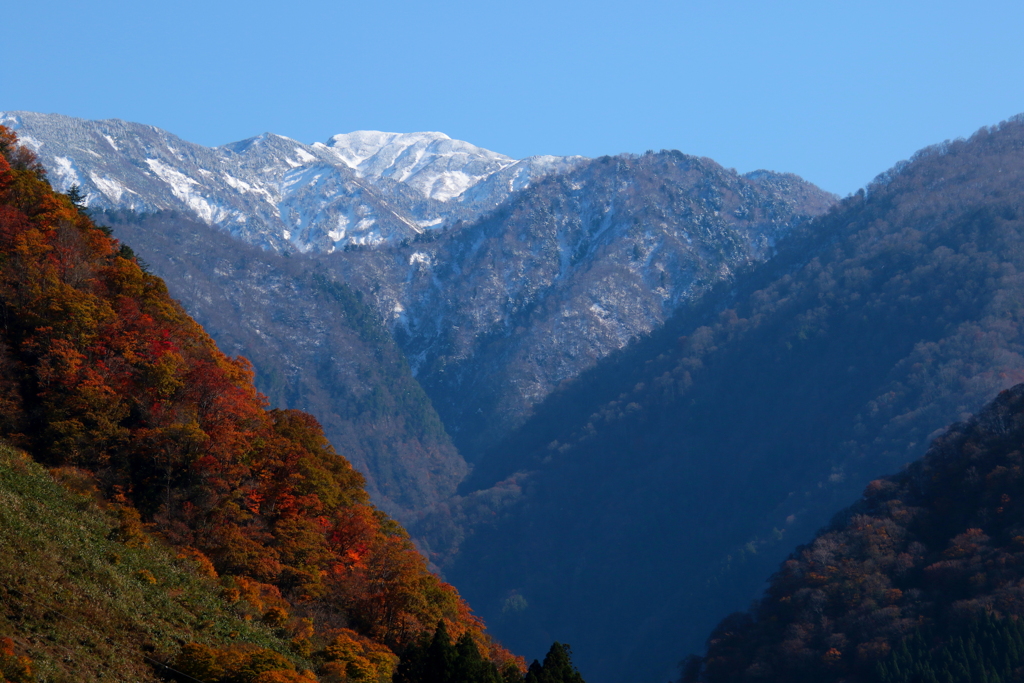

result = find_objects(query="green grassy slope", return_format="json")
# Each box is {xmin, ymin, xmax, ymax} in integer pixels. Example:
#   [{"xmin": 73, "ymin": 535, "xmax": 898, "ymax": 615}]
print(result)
[{"xmin": 0, "ymin": 442, "xmax": 308, "ymax": 683}]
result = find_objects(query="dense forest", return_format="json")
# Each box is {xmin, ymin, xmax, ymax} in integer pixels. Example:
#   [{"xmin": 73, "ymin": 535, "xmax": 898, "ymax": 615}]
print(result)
[
  {"xmin": 440, "ymin": 116, "xmax": 1024, "ymax": 681},
  {"xmin": 0, "ymin": 126, "xmax": 543, "ymax": 681},
  {"xmin": 685, "ymin": 383, "xmax": 1024, "ymax": 682}
]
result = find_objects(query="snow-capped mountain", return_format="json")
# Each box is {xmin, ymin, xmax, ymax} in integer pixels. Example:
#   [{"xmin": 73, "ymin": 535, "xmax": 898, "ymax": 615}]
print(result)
[
  {"xmin": 318, "ymin": 130, "xmax": 570, "ymax": 203},
  {"xmin": 0, "ymin": 111, "xmax": 582, "ymax": 251}
]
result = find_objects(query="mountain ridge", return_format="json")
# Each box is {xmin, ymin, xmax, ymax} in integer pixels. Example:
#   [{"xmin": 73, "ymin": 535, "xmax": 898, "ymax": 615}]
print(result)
[
  {"xmin": 686, "ymin": 382, "xmax": 1024, "ymax": 682},
  {"xmin": 329, "ymin": 150, "xmax": 837, "ymax": 458},
  {"xmin": 0, "ymin": 111, "xmax": 583, "ymax": 252},
  {"xmin": 439, "ymin": 114, "xmax": 1024, "ymax": 682}
]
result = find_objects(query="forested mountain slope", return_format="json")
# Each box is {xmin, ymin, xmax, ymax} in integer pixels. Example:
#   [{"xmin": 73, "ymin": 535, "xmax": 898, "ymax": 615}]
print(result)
[
  {"xmin": 331, "ymin": 153, "xmax": 834, "ymax": 457},
  {"xmin": 441, "ymin": 116, "xmax": 1024, "ymax": 682},
  {"xmin": 0, "ymin": 442, "xmax": 315, "ymax": 682},
  {"xmin": 0, "ymin": 125, "xmax": 518, "ymax": 681},
  {"xmin": 687, "ymin": 383, "xmax": 1024, "ymax": 682},
  {"xmin": 94, "ymin": 208, "xmax": 466, "ymax": 520}
]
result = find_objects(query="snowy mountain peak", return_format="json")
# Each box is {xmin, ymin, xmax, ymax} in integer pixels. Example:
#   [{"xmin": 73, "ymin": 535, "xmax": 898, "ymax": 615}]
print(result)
[
  {"xmin": 1, "ymin": 111, "xmax": 585, "ymax": 252},
  {"xmin": 322, "ymin": 131, "xmax": 441, "ymax": 167},
  {"xmin": 318, "ymin": 131, "xmax": 518, "ymax": 201}
]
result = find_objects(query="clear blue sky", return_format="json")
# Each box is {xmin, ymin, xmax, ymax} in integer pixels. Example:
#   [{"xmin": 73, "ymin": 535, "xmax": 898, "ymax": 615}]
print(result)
[{"xmin": 5, "ymin": 0, "xmax": 1024, "ymax": 195}]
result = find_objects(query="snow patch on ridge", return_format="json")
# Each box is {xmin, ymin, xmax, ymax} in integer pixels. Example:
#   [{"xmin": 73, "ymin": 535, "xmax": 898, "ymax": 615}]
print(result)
[
  {"xmin": 328, "ymin": 215, "xmax": 349, "ymax": 242},
  {"xmin": 17, "ymin": 134, "xmax": 42, "ymax": 151},
  {"xmin": 323, "ymin": 131, "xmax": 405, "ymax": 168},
  {"xmin": 146, "ymin": 158, "xmax": 229, "ymax": 223},
  {"xmin": 89, "ymin": 172, "xmax": 132, "ymax": 202},
  {"xmin": 51, "ymin": 156, "xmax": 81, "ymax": 189},
  {"xmin": 222, "ymin": 172, "xmax": 274, "ymax": 202},
  {"xmin": 428, "ymin": 171, "xmax": 475, "ymax": 201}
]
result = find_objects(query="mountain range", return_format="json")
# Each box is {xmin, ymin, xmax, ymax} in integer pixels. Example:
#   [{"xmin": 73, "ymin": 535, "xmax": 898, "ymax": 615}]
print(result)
[
  {"xmin": 440, "ymin": 115, "xmax": 1024, "ymax": 682},
  {"xmin": 2, "ymin": 112, "xmax": 834, "ymax": 521},
  {"xmin": 0, "ymin": 111, "xmax": 580, "ymax": 252}
]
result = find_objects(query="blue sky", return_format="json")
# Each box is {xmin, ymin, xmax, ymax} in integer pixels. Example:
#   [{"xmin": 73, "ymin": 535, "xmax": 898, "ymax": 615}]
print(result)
[{"xmin": 5, "ymin": 0, "xmax": 1024, "ymax": 195}]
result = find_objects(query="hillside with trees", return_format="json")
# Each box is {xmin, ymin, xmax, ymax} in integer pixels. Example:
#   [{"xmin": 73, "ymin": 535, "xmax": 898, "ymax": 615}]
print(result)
[
  {"xmin": 440, "ymin": 115, "xmax": 1024, "ymax": 682},
  {"xmin": 0, "ymin": 125, "xmax": 527, "ymax": 681},
  {"xmin": 685, "ymin": 382, "xmax": 1024, "ymax": 682},
  {"xmin": 329, "ymin": 152, "xmax": 834, "ymax": 461},
  {"xmin": 0, "ymin": 440, "xmax": 317, "ymax": 682},
  {"xmin": 92, "ymin": 208, "xmax": 467, "ymax": 522}
]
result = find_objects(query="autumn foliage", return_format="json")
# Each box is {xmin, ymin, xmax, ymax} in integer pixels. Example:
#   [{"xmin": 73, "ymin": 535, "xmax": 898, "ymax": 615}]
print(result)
[
  {"xmin": 0, "ymin": 126, "xmax": 515, "ymax": 676},
  {"xmin": 685, "ymin": 384, "xmax": 1024, "ymax": 682},
  {"xmin": 0, "ymin": 637, "xmax": 34, "ymax": 683}
]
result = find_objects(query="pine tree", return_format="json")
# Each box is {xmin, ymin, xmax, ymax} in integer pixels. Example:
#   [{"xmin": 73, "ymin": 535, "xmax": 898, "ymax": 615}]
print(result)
[
  {"xmin": 66, "ymin": 183, "xmax": 86, "ymax": 209},
  {"xmin": 523, "ymin": 643, "xmax": 584, "ymax": 683}
]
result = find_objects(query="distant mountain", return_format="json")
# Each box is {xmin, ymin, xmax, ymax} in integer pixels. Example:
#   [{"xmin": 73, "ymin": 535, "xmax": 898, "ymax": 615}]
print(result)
[
  {"xmin": 687, "ymin": 383, "xmax": 1024, "ymax": 682},
  {"xmin": 0, "ymin": 111, "xmax": 581, "ymax": 251},
  {"xmin": 322, "ymin": 130, "xmax": 573, "ymax": 203},
  {"xmin": 440, "ymin": 116, "xmax": 1024, "ymax": 682},
  {"xmin": 331, "ymin": 152, "xmax": 836, "ymax": 458}
]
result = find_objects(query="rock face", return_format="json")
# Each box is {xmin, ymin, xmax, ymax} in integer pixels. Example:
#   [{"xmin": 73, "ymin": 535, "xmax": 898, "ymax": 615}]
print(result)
[{"xmin": 0, "ymin": 111, "xmax": 582, "ymax": 252}]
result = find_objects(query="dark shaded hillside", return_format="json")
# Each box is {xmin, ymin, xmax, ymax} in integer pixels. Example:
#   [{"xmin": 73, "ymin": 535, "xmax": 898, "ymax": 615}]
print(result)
[
  {"xmin": 688, "ymin": 383, "xmax": 1024, "ymax": 682},
  {"xmin": 93, "ymin": 208, "xmax": 466, "ymax": 520},
  {"xmin": 330, "ymin": 152, "xmax": 835, "ymax": 461},
  {"xmin": 442, "ymin": 116, "xmax": 1024, "ymax": 682}
]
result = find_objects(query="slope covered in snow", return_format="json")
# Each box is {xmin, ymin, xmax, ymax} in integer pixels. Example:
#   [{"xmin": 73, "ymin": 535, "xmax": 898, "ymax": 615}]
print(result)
[{"xmin": 0, "ymin": 112, "xmax": 583, "ymax": 252}]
